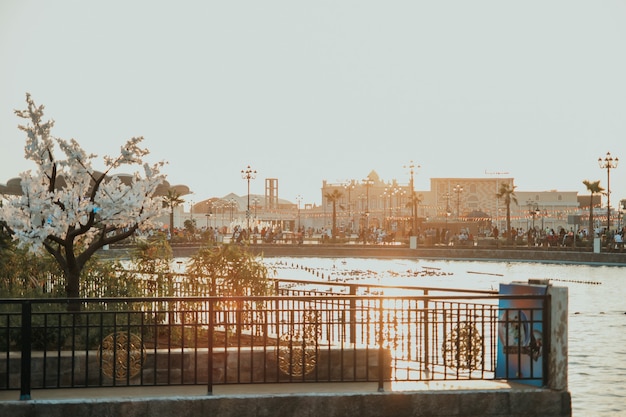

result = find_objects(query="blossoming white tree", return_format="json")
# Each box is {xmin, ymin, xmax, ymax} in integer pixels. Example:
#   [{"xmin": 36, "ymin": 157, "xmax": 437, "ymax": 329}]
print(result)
[{"xmin": 0, "ymin": 94, "xmax": 167, "ymax": 300}]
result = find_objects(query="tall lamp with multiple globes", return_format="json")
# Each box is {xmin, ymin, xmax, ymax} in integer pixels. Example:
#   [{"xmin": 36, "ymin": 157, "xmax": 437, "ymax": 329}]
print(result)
[
  {"xmin": 251, "ymin": 197, "xmax": 260, "ymax": 221},
  {"xmin": 344, "ymin": 181, "xmax": 355, "ymax": 232},
  {"xmin": 241, "ymin": 165, "xmax": 257, "ymax": 233},
  {"xmin": 598, "ymin": 152, "xmax": 618, "ymax": 232},
  {"xmin": 362, "ymin": 176, "xmax": 374, "ymax": 229},
  {"xmin": 453, "ymin": 184, "xmax": 463, "ymax": 222},
  {"xmin": 296, "ymin": 194, "xmax": 303, "ymax": 231},
  {"xmin": 404, "ymin": 161, "xmax": 420, "ymax": 235}
]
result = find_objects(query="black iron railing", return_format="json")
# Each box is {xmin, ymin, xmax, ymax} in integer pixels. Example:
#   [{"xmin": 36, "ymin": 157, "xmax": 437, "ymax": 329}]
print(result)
[{"xmin": 0, "ymin": 289, "xmax": 549, "ymax": 400}]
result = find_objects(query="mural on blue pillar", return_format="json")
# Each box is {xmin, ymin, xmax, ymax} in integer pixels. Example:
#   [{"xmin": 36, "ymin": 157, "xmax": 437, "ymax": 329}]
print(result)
[{"xmin": 496, "ymin": 283, "xmax": 548, "ymax": 387}]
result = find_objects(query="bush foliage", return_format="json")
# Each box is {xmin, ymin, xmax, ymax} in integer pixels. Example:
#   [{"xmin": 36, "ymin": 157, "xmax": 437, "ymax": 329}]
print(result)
[{"xmin": 1, "ymin": 235, "xmax": 276, "ymax": 351}]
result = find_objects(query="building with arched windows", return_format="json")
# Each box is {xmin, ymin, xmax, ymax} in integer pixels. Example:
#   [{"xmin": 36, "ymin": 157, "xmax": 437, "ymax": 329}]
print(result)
[
  {"xmin": 168, "ymin": 171, "xmax": 608, "ymax": 237},
  {"xmin": 319, "ymin": 172, "xmax": 586, "ymax": 237}
]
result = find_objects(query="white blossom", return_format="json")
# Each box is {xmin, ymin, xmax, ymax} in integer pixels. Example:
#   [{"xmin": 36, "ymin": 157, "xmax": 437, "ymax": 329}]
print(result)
[{"xmin": 0, "ymin": 94, "xmax": 167, "ymax": 257}]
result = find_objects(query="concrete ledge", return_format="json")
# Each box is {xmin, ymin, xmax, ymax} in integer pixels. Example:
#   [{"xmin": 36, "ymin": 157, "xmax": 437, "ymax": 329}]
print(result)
[
  {"xmin": 151, "ymin": 244, "xmax": 626, "ymax": 266},
  {"xmin": 2, "ymin": 346, "xmax": 390, "ymax": 388},
  {"xmin": 0, "ymin": 388, "xmax": 571, "ymax": 417}
]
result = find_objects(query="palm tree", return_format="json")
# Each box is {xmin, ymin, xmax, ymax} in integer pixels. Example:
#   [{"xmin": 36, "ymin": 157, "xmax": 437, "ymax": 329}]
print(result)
[
  {"xmin": 406, "ymin": 192, "xmax": 423, "ymax": 234},
  {"xmin": 162, "ymin": 189, "xmax": 185, "ymax": 234},
  {"xmin": 496, "ymin": 183, "xmax": 517, "ymax": 243},
  {"xmin": 583, "ymin": 180, "xmax": 604, "ymax": 238},
  {"xmin": 324, "ymin": 189, "xmax": 344, "ymax": 239}
]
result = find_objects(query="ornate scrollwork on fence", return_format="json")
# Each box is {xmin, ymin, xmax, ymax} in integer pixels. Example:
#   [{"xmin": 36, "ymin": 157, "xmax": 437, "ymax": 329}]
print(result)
[
  {"xmin": 442, "ymin": 322, "xmax": 483, "ymax": 371},
  {"xmin": 98, "ymin": 332, "xmax": 146, "ymax": 380},
  {"xmin": 277, "ymin": 310, "xmax": 320, "ymax": 376}
]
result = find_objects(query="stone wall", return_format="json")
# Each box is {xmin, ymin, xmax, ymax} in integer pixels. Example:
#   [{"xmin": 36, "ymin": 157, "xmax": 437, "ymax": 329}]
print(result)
[
  {"xmin": 0, "ymin": 389, "xmax": 572, "ymax": 417},
  {"xmin": 1, "ymin": 346, "xmax": 391, "ymax": 389}
]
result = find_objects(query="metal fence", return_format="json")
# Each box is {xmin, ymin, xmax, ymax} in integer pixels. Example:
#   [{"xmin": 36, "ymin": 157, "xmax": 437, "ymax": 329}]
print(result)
[{"xmin": 0, "ymin": 287, "xmax": 549, "ymax": 400}]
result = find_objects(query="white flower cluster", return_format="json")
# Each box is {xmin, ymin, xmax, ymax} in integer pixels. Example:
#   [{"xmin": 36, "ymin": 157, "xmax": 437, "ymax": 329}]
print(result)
[{"xmin": 0, "ymin": 94, "xmax": 167, "ymax": 252}]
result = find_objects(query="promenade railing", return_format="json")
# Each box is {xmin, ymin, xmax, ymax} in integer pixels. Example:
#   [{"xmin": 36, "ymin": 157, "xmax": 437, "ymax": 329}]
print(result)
[{"xmin": 1, "ymin": 282, "xmax": 550, "ymax": 400}]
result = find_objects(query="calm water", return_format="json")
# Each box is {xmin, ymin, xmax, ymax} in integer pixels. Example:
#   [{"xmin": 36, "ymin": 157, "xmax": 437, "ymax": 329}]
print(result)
[{"xmin": 261, "ymin": 257, "xmax": 626, "ymax": 417}]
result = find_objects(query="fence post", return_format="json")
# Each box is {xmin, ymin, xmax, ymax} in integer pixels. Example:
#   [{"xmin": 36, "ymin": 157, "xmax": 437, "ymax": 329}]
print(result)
[
  {"xmin": 207, "ymin": 299, "xmax": 214, "ymax": 395},
  {"xmin": 545, "ymin": 286, "xmax": 568, "ymax": 390},
  {"xmin": 349, "ymin": 285, "xmax": 356, "ymax": 344},
  {"xmin": 20, "ymin": 301, "xmax": 32, "ymax": 400},
  {"xmin": 423, "ymin": 290, "xmax": 430, "ymax": 378},
  {"xmin": 377, "ymin": 298, "xmax": 384, "ymax": 392}
]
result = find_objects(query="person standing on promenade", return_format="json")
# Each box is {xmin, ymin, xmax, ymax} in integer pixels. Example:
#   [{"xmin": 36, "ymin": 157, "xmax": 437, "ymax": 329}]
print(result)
[{"xmin": 614, "ymin": 231, "xmax": 624, "ymax": 251}]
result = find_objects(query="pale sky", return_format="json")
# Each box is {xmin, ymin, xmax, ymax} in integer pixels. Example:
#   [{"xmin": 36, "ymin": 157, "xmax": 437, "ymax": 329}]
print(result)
[{"xmin": 1, "ymin": 1, "xmax": 625, "ymax": 207}]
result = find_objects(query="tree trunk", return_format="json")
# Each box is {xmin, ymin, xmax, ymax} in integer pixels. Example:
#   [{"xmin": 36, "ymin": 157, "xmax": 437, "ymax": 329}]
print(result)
[
  {"xmin": 65, "ymin": 267, "xmax": 82, "ymax": 311},
  {"xmin": 589, "ymin": 193, "xmax": 594, "ymax": 238},
  {"xmin": 506, "ymin": 204, "xmax": 512, "ymax": 243}
]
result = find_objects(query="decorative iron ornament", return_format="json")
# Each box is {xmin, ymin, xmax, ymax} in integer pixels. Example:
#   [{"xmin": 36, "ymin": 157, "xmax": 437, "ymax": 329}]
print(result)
[
  {"xmin": 98, "ymin": 332, "xmax": 146, "ymax": 380},
  {"xmin": 277, "ymin": 310, "xmax": 320, "ymax": 376},
  {"xmin": 442, "ymin": 322, "xmax": 484, "ymax": 371}
]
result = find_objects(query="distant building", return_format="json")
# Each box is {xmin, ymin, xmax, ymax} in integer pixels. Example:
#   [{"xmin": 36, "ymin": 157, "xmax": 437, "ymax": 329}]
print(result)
[
  {"xmin": 181, "ymin": 171, "xmax": 595, "ymax": 236},
  {"xmin": 320, "ymin": 173, "xmax": 584, "ymax": 235},
  {"xmin": 321, "ymin": 170, "xmax": 413, "ymax": 235},
  {"xmin": 427, "ymin": 177, "xmax": 515, "ymax": 223},
  {"xmin": 188, "ymin": 193, "xmax": 297, "ymax": 232},
  {"xmin": 509, "ymin": 191, "xmax": 580, "ymax": 232}
]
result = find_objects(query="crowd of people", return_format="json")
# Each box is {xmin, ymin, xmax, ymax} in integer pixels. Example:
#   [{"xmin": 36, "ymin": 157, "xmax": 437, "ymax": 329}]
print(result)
[
  {"xmin": 493, "ymin": 225, "xmax": 625, "ymax": 250},
  {"xmin": 165, "ymin": 221, "xmax": 625, "ymax": 251}
]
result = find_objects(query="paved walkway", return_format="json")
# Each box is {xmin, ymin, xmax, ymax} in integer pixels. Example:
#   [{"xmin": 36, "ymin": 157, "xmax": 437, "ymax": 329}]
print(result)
[{"xmin": 0, "ymin": 380, "xmax": 538, "ymax": 402}]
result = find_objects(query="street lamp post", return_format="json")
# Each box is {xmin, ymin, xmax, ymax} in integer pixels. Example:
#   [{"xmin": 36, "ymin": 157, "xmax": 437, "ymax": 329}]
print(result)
[
  {"xmin": 362, "ymin": 177, "xmax": 374, "ymax": 229},
  {"xmin": 217, "ymin": 202, "xmax": 224, "ymax": 228},
  {"xmin": 598, "ymin": 152, "xmax": 619, "ymax": 232},
  {"xmin": 527, "ymin": 200, "xmax": 539, "ymax": 230},
  {"xmin": 229, "ymin": 198, "xmax": 236, "ymax": 222},
  {"xmin": 382, "ymin": 188, "xmax": 390, "ymax": 229},
  {"xmin": 189, "ymin": 201, "xmax": 195, "ymax": 234},
  {"xmin": 453, "ymin": 184, "xmax": 463, "ymax": 221},
  {"xmin": 444, "ymin": 192, "xmax": 451, "ymax": 243},
  {"xmin": 444, "ymin": 192, "xmax": 451, "ymax": 224},
  {"xmin": 205, "ymin": 202, "xmax": 211, "ymax": 229},
  {"xmin": 527, "ymin": 202, "xmax": 540, "ymax": 247},
  {"xmin": 213, "ymin": 201, "xmax": 224, "ymax": 229},
  {"xmin": 404, "ymin": 161, "xmax": 420, "ymax": 235},
  {"xmin": 296, "ymin": 195, "xmax": 303, "ymax": 231},
  {"xmin": 241, "ymin": 165, "xmax": 257, "ymax": 233},
  {"xmin": 214, "ymin": 202, "xmax": 220, "ymax": 228},
  {"xmin": 395, "ymin": 188, "xmax": 405, "ymax": 217},
  {"xmin": 498, "ymin": 208, "xmax": 505, "ymax": 231},
  {"xmin": 344, "ymin": 181, "xmax": 355, "ymax": 232}
]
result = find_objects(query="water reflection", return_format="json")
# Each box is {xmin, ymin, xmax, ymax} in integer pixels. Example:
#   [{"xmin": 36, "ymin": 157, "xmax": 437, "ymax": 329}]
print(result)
[{"xmin": 262, "ymin": 257, "xmax": 625, "ymax": 417}]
